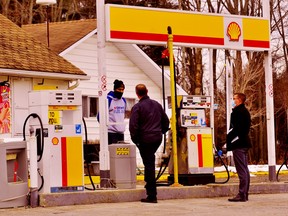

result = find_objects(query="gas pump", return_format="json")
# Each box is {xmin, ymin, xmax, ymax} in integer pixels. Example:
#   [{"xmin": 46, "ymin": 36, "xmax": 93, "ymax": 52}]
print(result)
[
  {"xmin": 168, "ymin": 95, "xmax": 215, "ymax": 185},
  {"xmin": 28, "ymin": 90, "xmax": 84, "ymax": 193}
]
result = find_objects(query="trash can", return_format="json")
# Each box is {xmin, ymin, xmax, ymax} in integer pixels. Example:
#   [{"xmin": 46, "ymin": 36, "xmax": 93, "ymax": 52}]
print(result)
[
  {"xmin": 0, "ymin": 140, "xmax": 28, "ymax": 208},
  {"xmin": 109, "ymin": 143, "xmax": 136, "ymax": 189}
]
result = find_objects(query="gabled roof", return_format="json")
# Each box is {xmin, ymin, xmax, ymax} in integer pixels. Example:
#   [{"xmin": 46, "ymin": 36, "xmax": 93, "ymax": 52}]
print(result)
[
  {"xmin": 0, "ymin": 14, "xmax": 88, "ymax": 80},
  {"xmin": 22, "ymin": 19, "xmax": 187, "ymax": 95},
  {"xmin": 22, "ymin": 19, "xmax": 97, "ymax": 54}
]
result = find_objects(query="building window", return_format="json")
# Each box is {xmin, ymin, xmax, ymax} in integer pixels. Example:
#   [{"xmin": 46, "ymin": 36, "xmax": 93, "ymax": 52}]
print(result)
[
  {"xmin": 125, "ymin": 98, "xmax": 136, "ymax": 119},
  {"xmin": 82, "ymin": 96, "xmax": 98, "ymax": 118},
  {"xmin": 82, "ymin": 96, "xmax": 136, "ymax": 119}
]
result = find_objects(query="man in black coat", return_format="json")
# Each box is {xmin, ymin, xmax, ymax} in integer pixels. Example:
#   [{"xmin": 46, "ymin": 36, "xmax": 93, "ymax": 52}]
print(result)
[
  {"xmin": 227, "ymin": 93, "xmax": 251, "ymax": 202},
  {"xmin": 129, "ymin": 84, "xmax": 170, "ymax": 203}
]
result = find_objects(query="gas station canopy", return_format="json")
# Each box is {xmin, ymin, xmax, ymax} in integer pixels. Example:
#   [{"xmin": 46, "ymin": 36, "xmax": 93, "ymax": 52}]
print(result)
[
  {"xmin": 105, "ymin": 4, "xmax": 270, "ymax": 51},
  {"xmin": 98, "ymin": 2, "xmax": 276, "ymax": 182}
]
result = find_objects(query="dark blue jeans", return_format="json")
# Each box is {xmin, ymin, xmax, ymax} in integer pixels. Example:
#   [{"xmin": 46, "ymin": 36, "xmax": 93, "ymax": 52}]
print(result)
[
  {"xmin": 233, "ymin": 148, "xmax": 250, "ymax": 197},
  {"xmin": 108, "ymin": 132, "xmax": 124, "ymax": 145},
  {"xmin": 138, "ymin": 141, "xmax": 161, "ymax": 199}
]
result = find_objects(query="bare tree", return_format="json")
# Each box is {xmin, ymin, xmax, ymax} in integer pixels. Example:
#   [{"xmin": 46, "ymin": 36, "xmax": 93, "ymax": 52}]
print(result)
[
  {"xmin": 0, "ymin": 0, "xmax": 34, "ymax": 25},
  {"xmin": 2, "ymin": 0, "xmax": 288, "ymax": 164}
]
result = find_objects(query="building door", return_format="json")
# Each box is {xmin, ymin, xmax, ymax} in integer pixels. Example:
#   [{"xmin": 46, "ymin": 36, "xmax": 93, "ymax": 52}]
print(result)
[{"xmin": 11, "ymin": 78, "xmax": 32, "ymax": 137}]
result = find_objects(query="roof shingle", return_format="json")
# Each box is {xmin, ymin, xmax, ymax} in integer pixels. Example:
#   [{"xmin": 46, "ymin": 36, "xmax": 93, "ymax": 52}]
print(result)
[
  {"xmin": 22, "ymin": 19, "xmax": 97, "ymax": 54},
  {"xmin": 0, "ymin": 14, "xmax": 87, "ymax": 77}
]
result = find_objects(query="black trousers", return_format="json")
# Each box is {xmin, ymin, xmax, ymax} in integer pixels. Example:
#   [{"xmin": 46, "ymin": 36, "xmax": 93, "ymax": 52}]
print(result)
[
  {"xmin": 108, "ymin": 132, "xmax": 124, "ymax": 145},
  {"xmin": 233, "ymin": 148, "xmax": 250, "ymax": 197},
  {"xmin": 138, "ymin": 142, "xmax": 161, "ymax": 199}
]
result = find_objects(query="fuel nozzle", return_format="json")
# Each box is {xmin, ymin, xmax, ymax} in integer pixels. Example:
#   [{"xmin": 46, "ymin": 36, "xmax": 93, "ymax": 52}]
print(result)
[{"xmin": 29, "ymin": 126, "xmax": 35, "ymax": 136}]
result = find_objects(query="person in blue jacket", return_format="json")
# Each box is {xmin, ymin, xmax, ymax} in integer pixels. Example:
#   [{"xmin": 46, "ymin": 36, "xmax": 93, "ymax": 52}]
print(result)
[
  {"xmin": 129, "ymin": 84, "xmax": 170, "ymax": 203},
  {"xmin": 98, "ymin": 79, "xmax": 126, "ymax": 144}
]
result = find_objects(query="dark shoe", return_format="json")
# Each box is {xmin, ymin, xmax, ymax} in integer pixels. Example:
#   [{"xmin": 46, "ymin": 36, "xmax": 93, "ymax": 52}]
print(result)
[
  {"xmin": 246, "ymin": 193, "xmax": 249, "ymax": 201},
  {"xmin": 228, "ymin": 194, "xmax": 246, "ymax": 202},
  {"xmin": 141, "ymin": 197, "xmax": 158, "ymax": 203}
]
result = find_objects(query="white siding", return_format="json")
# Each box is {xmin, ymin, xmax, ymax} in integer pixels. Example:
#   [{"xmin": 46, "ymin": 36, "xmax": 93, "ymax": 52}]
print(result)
[
  {"xmin": 11, "ymin": 78, "xmax": 31, "ymax": 137},
  {"xmin": 62, "ymin": 35, "xmax": 166, "ymax": 167},
  {"xmin": 9, "ymin": 77, "xmax": 68, "ymax": 138}
]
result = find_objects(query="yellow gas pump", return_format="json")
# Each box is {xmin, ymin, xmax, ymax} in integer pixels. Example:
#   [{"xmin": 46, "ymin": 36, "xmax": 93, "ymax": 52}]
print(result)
[{"xmin": 28, "ymin": 90, "xmax": 84, "ymax": 193}]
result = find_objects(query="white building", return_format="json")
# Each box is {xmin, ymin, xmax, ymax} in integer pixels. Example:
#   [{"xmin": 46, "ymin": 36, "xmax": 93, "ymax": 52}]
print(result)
[
  {"xmin": 0, "ymin": 14, "xmax": 89, "ymax": 140},
  {"xmin": 23, "ymin": 19, "xmax": 187, "ymax": 166}
]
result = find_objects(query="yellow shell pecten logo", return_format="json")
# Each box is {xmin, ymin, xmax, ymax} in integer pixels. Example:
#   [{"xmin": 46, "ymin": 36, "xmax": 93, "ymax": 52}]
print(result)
[
  {"xmin": 227, "ymin": 22, "xmax": 241, "ymax": 41},
  {"xmin": 190, "ymin": 134, "xmax": 196, "ymax": 142}
]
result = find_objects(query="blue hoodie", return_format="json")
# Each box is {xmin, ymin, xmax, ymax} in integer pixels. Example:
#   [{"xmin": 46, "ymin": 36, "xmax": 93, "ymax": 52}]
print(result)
[{"xmin": 98, "ymin": 91, "xmax": 127, "ymax": 134}]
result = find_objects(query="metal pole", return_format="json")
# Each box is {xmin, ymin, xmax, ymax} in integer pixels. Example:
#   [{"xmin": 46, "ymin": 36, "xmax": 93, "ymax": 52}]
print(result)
[
  {"xmin": 167, "ymin": 26, "xmax": 181, "ymax": 187},
  {"xmin": 97, "ymin": 0, "xmax": 111, "ymax": 187},
  {"xmin": 264, "ymin": 50, "xmax": 276, "ymax": 181},
  {"xmin": 161, "ymin": 59, "xmax": 166, "ymax": 112},
  {"xmin": 225, "ymin": 53, "xmax": 233, "ymax": 132},
  {"xmin": 263, "ymin": 0, "xmax": 276, "ymax": 181},
  {"xmin": 46, "ymin": 5, "xmax": 50, "ymax": 47},
  {"xmin": 209, "ymin": 49, "xmax": 214, "ymax": 146},
  {"xmin": 225, "ymin": 52, "xmax": 234, "ymax": 165},
  {"xmin": 161, "ymin": 57, "xmax": 167, "ymax": 153},
  {"xmin": 29, "ymin": 135, "xmax": 38, "ymax": 207}
]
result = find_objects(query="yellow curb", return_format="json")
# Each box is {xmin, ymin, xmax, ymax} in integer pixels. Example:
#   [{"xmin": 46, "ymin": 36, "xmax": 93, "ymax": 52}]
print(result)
[{"xmin": 84, "ymin": 170, "xmax": 288, "ymax": 185}]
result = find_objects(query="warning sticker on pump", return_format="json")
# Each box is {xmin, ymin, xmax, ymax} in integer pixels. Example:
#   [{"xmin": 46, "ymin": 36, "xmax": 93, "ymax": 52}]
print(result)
[
  {"xmin": 75, "ymin": 124, "xmax": 81, "ymax": 134},
  {"xmin": 48, "ymin": 111, "xmax": 60, "ymax": 125},
  {"xmin": 116, "ymin": 147, "xmax": 130, "ymax": 155},
  {"xmin": 54, "ymin": 125, "xmax": 63, "ymax": 132}
]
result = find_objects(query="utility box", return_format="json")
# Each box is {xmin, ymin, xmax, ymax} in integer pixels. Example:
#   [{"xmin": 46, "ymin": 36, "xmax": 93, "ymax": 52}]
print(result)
[
  {"xmin": 0, "ymin": 140, "xmax": 28, "ymax": 208},
  {"xmin": 109, "ymin": 143, "xmax": 136, "ymax": 189}
]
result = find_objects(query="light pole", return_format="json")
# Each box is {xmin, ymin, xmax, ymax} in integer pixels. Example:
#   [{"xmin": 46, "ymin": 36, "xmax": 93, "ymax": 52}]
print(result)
[{"xmin": 36, "ymin": 0, "xmax": 56, "ymax": 47}]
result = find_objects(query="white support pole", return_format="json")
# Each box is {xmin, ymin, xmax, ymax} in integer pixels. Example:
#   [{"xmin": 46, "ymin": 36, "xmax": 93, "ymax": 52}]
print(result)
[
  {"xmin": 209, "ymin": 49, "xmax": 215, "ymax": 145},
  {"xmin": 97, "ymin": 0, "xmax": 111, "ymax": 187},
  {"xmin": 225, "ymin": 54, "xmax": 233, "ymax": 131},
  {"xmin": 264, "ymin": 51, "xmax": 276, "ymax": 181},
  {"xmin": 263, "ymin": 0, "xmax": 276, "ymax": 181},
  {"xmin": 29, "ymin": 135, "xmax": 38, "ymax": 207},
  {"xmin": 225, "ymin": 52, "xmax": 234, "ymax": 165},
  {"xmin": 29, "ymin": 136, "xmax": 38, "ymax": 189}
]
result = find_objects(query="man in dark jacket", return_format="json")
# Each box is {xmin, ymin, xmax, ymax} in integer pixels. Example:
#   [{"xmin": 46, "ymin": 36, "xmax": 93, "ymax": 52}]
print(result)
[
  {"xmin": 227, "ymin": 93, "xmax": 251, "ymax": 202},
  {"xmin": 129, "ymin": 84, "xmax": 170, "ymax": 203}
]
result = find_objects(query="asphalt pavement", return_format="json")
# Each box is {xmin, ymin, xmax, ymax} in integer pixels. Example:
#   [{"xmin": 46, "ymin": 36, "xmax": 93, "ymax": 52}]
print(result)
[
  {"xmin": 2, "ymin": 172, "xmax": 288, "ymax": 215},
  {"xmin": 1, "ymin": 193, "xmax": 287, "ymax": 216}
]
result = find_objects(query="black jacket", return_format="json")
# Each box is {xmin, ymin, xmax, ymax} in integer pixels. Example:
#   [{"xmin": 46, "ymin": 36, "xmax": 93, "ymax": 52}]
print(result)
[
  {"xmin": 227, "ymin": 103, "xmax": 251, "ymax": 151},
  {"xmin": 129, "ymin": 95, "xmax": 170, "ymax": 146}
]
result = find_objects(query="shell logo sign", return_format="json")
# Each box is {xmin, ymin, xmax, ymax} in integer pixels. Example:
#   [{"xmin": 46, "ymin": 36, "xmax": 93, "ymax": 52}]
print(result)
[
  {"xmin": 190, "ymin": 134, "xmax": 196, "ymax": 142},
  {"xmin": 227, "ymin": 22, "xmax": 241, "ymax": 41},
  {"xmin": 106, "ymin": 4, "xmax": 270, "ymax": 51}
]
